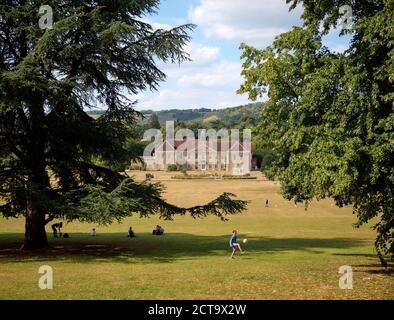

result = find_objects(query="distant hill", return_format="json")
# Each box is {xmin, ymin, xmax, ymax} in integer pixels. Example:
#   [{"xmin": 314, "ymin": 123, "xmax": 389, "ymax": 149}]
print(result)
[
  {"xmin": 144, "ymin": 108, "xmax": 210, "ymax": 124},
  {"xmin": 89, "ymin": 102, "xmax": 264, "ymax": 124},
  {"xmin": 141, "ymin": 102, "xmax": 264, "ymax": 125},
  {"xmin": 87, "ymin": 102, "xmax": 264, "ymax": 127}
]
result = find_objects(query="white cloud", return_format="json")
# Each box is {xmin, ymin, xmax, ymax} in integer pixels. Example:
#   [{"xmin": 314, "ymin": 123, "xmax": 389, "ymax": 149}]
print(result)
[
  {"xmin": 135, "ymin": 57, "xmax": 251, "ymax": 110},
  {"xmin": 132, "ymin": 2, "xmax": 301, "ymax": 110},
  {"xmin": 331, "ymin": 44, "xmax": 348, "ymax": 53},
  {"xmin": 185, "ymin": 43, "xmax": 220, "ymax": 65},
  {"xmin": 132, "ymin": 1, "xmax": 349, "ymax": 111},
  {"xmin": 189, "ymin": 0, "xmax": 302, "ymax": 47},
  {"xmin": 141, "ymin": 17, "xmax": 220, "ymax": 65},
  {"xmin": 141, "ymin": 18, "xmax": 173, "ymax": 31},
  {"xmin": 136, "ymin": 87, "xmax": 251, "ymax": 110},
  {"xmin": 154, "ymin": 41, "xmax": 220, "ymax": 78},
  {"xmin": 176, "ymin": 18, "xmax": 188, "ymax": 26},
  {"xmin": 178, "ymin": 61, "xmax": 241, "ymax": 89}
]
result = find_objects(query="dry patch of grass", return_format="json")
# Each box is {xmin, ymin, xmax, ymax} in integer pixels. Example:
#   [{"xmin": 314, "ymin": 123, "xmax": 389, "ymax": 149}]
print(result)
[{"xmin": 0, "ymin": 173, "xmax": 393, "ymax": 300}]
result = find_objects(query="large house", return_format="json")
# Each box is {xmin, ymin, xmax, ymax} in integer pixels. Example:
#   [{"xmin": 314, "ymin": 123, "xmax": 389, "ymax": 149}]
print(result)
[{"xmin": 143, "ymin": 139, "xmax": 252, "ymax": 175}]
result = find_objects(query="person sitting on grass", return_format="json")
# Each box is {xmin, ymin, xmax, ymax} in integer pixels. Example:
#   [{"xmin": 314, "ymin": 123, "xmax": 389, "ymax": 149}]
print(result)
[
  {"xmin": 157, "ymin": 226, "xmax": 164, "ymax": 235},
  {"xmin": 91, "ymin": 228, "xmax": 97, "ymax": 237},
  {"xmin": 152, "ymin": 225, "xmax": 164, "ymax": 236},
  {"xmin": 230, "ymin": 229, "xmax": 244, "ymax": 259},
  {"xmin": 127, "ymin": 227, "xmax": 135, "ymax": 238}
]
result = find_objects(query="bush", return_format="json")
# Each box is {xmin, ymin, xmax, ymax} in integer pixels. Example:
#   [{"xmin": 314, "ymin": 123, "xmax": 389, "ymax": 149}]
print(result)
[
  {"xmin": 167, "ymin": 164, "xmax": 178, "ymax": 172},
  {"xmin": 171, "ymin": 173, "xmax": 257, "ymax": 180},
  {"xmin": 222, "ymin": 174, "xmax": 256, "ymax": 180}
]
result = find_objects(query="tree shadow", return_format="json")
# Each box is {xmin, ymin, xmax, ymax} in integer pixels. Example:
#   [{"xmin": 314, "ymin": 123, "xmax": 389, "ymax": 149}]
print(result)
[
  {"xmin": 333, "ymin": 253, "xmax": 394, "ymax": 272},
  {"xmin": 352, "ymin": 263, "xmax": 394, "ymax": 276},
  {"xmin": 0, "ymin": 232, "xmax": 368, "ymax": 265},
  {"xmin": 333, "ymin": 253, "xmax": 377, "ymax": 258},
  {"xmin": 365, "ymin": 268, "xmax": 394, "ymax": 276}
]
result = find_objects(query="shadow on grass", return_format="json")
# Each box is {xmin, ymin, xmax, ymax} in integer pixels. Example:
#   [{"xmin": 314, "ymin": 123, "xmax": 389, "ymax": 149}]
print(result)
[
  {"xmin": 365, "ymin": 268, "xmax": 394, "ymax": 276},
  {"xmin": 333, "ymin": 253, "xmax": 394, "ymax": 272},
  {"xmin": 352, "ymin": 262, "xmax": 394, "ymax": 276},
  {"xmin": 333, "ymin": 253, "xmax": 378, "ymax": 258},
  {"xmin": 0, "ymin": 232, "xmax": 369, "ymax": 265}
]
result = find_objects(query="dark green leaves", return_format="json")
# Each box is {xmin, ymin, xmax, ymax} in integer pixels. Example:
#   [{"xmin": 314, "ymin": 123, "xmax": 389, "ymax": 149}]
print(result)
[
  {"xmin": 0, "ymin": 1, "xmax": 246, "ymax": 245},
  {"xmin": 239, "ymin": 0, "xmax": 394, "ymax": 262}
]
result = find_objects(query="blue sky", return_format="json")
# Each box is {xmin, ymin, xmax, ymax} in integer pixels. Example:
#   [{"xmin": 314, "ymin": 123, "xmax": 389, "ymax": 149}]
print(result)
[{"xmin": 134, "ymin": 0, "xmax": 350, "ymax": 111}]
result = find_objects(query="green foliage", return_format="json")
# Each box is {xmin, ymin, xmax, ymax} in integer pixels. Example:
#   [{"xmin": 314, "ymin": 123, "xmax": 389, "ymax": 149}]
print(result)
[
  {"xmin": 239, "ymin": 0, "xmax": 394, "ymax": 262},
  {"xmin": 88, "ymin": 103, "xmax": 264, "ymax": 140},
  {"xmin": 0, "ymin": 1, "xmax": 247, "ymax": 248},
  {"xmin": 172, "ymin": 173, "xmax": 256, "ymax": 180},
  {"xmin": 222, "ymin": 174, "xmax": 256, "ymax": 180},
  {"xmin": 90, "ymin": 137, "xmax": 147, "ymax": 172},
  {"xmin": 252, "ymin": 137, "xmax": 277, "ymax": 174},
  {"xmin": 146, "ymin": 113, "xmax": 161, "ymax": 130},
  {"xmin": 167, "ymin": 164, "xmax": 178, "ymax": 172},
  {"xmin": 62, "ymin": 178, "xmax": 247, "ymax": 223},
  {"xmin": 143, "ymin": 103, "xmax": 262, "ymax": 126}
]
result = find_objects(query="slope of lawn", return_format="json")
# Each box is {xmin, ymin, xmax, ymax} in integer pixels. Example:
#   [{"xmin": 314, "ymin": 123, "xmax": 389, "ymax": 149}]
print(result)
[{"xmin": 0, "ymin": 172, "xmax": 392, "ymax": 300}]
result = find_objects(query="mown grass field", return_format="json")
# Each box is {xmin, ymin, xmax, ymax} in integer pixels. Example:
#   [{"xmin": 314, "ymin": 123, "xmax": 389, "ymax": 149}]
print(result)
[{"xmin": 0, "ymin": 172, "xmax": 393, "ymax": 300}]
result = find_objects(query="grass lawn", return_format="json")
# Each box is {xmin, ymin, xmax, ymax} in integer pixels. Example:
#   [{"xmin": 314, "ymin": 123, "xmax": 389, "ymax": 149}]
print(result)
[{"xmin": 0, "ymin": 172, "xmax": 393, "ymax": 300}]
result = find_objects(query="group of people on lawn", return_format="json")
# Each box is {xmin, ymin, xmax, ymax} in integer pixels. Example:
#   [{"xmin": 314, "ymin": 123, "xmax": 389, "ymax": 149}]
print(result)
[
  {"xmin": 90, "ymin": 226, "xmax": 137, "ymax": 238},
  {"xmin": 50, "ymin": 198, "xmax": 266, "ymax": 258},
  {"xmin": 50, "ymin": 198, "xmax": 270, "ymax": 260},
  {"xmin": 52, "ymin": 223, "xmax": 163, "ymax": 238},
  {"xmin": 51, "ymin": 222, "xmax": 244, "ymax": 258}
]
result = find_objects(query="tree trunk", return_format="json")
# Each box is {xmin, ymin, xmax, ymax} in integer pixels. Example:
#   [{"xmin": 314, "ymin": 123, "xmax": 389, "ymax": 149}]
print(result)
[
  {"xmin": 15, "ymin": 12, "xmax": 50, "ymax": 250},
  {"xmin": 21, "ymin": 109, "xmax": 50, "ymax": 250},
  {"xmin": 22, "ymin": 168, "xmax": 49, "ymax": 250},
  {"xmin": 22, "ymin": 196, "xmax": 49, "ymax": 250}
]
